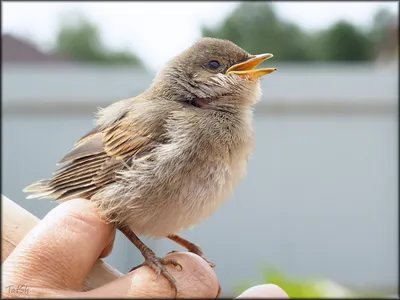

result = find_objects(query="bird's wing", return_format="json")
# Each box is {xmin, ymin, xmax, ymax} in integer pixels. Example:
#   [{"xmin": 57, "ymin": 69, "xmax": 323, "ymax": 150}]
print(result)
[{"xmin": 24, "ymin": 110, "xmax": 165, "ymax": 201}]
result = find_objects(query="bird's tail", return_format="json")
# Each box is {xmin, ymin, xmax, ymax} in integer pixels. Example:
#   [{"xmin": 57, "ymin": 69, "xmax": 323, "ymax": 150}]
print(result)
[{"xmin": 23, "ymin": 179, "xmax": 55, "ymax": 200}]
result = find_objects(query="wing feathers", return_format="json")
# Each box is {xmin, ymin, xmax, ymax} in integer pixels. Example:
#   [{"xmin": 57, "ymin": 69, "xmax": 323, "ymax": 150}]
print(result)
[
  {"xmin": 74, "ymin": 126, "xmax": 101, "ymax": 146},
  {"xmin": 54, "ymin": 153, "xmax": 108, "ymax": 175},
  {"xmin": 57, "ymin": 133, "xmax": 104, "ymax": 165},
  {"xmin": 24, "ymin": 106, "xmax": 165, "ymax": 202}
]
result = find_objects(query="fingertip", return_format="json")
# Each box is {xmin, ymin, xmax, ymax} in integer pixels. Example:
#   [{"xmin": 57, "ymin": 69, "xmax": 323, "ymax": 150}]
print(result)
[
  {"xmin": 237, "ymin": 284, "xmax": 289, "ymax": 298},
  {"xmin": 47, "ymin": 198, "xmax": 115, "ymax": 243},
  {"xmin": 163, "ymin": 252, "xmax": 219, "ymax": 298},
  {"xmin": 99, "ymin": 228, "xmax": 116, "ymax": 258},
  {"xmin": 88, "ymin": 252, "xmax": 220, "ymax": 298}
]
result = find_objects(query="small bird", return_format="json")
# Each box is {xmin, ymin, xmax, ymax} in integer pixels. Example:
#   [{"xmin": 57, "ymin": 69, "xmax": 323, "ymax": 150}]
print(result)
[{"xmin": 24, "ymin": 37, "xmax": 276, "ymax": 296}]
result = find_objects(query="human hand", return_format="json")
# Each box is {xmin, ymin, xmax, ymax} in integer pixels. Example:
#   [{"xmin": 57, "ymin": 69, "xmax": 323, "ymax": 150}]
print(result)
[
  {"xmin": 2, "ymin": 198, "xmax": 288, "ymax": 298},
  {"xmin": 2, "ymin": 198, "xmax": 219, "ymax": 298}
]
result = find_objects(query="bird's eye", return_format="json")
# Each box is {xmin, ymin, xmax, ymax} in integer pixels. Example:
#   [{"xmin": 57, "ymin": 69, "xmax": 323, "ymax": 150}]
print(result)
[{"xmin": 207, "ymin": 60, "xmax": 220, "ymax": 70}]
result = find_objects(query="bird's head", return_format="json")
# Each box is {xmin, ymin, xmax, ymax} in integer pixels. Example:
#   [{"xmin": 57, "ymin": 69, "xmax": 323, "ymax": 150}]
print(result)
[{"xmin": 152, "ymin": 37, "xmax": 276, "ymax": 110}]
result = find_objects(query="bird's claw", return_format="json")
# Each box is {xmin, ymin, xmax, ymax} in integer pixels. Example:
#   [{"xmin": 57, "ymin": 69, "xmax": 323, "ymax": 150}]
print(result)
[
  {"xmin": 167, "ymin": 249, "xmax": 216, "ymax": 268},
  {"xmin": 204, "ymin": 257, "xmax": 216, "ymax": 268},
  {"xmin": 130, "ymin": 254, "xmax": 182, "ymax": 297}
]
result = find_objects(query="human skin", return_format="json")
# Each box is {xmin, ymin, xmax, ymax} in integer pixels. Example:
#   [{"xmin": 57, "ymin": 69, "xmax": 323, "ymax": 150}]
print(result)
[{"xmin": 2, "ymin": 199, "xmax": 288, "ymax": 298}]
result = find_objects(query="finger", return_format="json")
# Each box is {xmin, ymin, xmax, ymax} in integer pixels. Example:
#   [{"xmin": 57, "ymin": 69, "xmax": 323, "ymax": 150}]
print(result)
[
  {"xmin": 86, "ymin": 252, "xmax": 220, "ymax": 298},
  {"xmin": 99, "ymin": 229, "xmax": 116, "ymax": 258},
  {"xmin": 3, "ymin": 198, "xmax": 115, "ymax": 291},
  {"xmin": 236, "ymin": 284, "xmax": 289, "ymax": 298}
]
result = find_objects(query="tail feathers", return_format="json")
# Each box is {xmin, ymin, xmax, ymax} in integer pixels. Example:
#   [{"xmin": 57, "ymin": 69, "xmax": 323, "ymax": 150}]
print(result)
[
  {"xmin": 23, "ymin": 179, "xmax": 54, "ymax": 199},
  {"xmin": 23, "ymin": 179, "xmax": 49, "ymax": 192},
  {"xmin": 26, "ymin": 191, "xmax": 55, "ymax": 200},
  {"xmin": 23, "ymin": 179, "xmax": 97, "ymax": 202}
]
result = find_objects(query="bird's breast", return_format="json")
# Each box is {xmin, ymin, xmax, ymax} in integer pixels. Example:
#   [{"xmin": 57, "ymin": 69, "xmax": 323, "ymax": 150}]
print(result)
[
  {"xmin": 124, "ymin": 133, "xmax": 253, "ymax": 238},
  {"xmin": 94, "ymin": 109, "xmax": 255, "ymax": 238}
]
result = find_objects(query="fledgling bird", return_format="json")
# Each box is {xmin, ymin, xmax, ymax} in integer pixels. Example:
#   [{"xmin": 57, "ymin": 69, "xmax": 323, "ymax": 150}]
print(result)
[{"xmin": 24, "ymin": 37, "xmax": 276, "ymax": 296}]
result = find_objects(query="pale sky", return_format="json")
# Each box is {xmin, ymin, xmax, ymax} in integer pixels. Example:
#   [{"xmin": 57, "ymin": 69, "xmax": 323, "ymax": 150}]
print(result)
[{"xmin": 2, "ymin": 1, "xmax": 398, "ymax": 70}]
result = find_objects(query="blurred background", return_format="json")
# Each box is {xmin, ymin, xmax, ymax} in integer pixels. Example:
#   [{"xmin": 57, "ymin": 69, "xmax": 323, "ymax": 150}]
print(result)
[{"xmin": 2, "ymin": 1, "xmax": 398, "ymax": 297}]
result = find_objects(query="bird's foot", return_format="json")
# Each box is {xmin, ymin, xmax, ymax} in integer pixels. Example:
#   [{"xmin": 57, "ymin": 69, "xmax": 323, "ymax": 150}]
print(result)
[
  {"xmin": 130, "ymin": 253, "xmax": 182, "ymax": 297},
  {"xmin": 167, "ymin": 247, "xmax": 222, "ymax": 298},
  {"xmin": 167, "ymin": 234, "xmax": 216, "ymax": 268},
  {"xmin": 119, "ymin": 226, "xmax": 182, "ymax": 297},
  {"xmin": 167, "ymin": 233, "xmax": 221, "ymax": 297},
  {"xmin": 167, "ymin": 249, "xmax": 215, "ymax": 268},
  {"xmin": 167, "ymin": 248, "xmax": 221, "ymax": 297}
]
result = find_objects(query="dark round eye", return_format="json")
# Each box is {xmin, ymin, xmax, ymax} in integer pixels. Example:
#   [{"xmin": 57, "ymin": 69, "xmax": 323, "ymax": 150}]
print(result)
[{"xmin": 208, "ymin": 60, "xmax": 220, "ymax": 70}]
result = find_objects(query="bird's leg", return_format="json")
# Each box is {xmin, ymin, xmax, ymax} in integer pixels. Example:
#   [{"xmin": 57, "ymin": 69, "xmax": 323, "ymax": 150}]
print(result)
[
  {"xmin": 167, "ymin": 234, "xmax": 216, "ymax": 268},
  {"xmin": 119, "ymin": 226, "xmax": 182, "ymax": 297}
]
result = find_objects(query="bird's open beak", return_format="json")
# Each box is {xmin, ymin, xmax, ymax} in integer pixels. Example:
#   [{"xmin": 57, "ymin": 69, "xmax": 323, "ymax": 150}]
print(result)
[{"xmin": 226, "ymin": 53, "xmax": 276, "ymax": 79}]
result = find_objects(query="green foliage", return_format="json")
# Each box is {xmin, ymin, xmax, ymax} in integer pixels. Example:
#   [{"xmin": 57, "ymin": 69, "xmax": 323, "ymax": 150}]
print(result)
[
  {"xmin": 259, "ymin": 265, "xmax": 322, "ymax": 298},
  {"xmin": 55, "ymin": 12, "xmax": 144, "ymax": 67},
  {"xmin": 368, "ymin": 7, "xmax": 397, "ymax": 57},
  {"xmin": 370, "ymin": 7, "xmax": 396, "ymax": 42},
  {"xmin": 236, "ymin": 265, "xmax": 324, "ymax": 298},
  {"xmin": 202, "ymin": 2, "xmax": 397, "ymax": 62},
  {"xmin": 202, "ymin": 2, "xmax": 313, "ymax": 61},
  {"xmin": 318, "ymin": 20, "xmax": 374, "ymax": 61},
  {"xmin": 235, "ymin": 265, "xmax": 387, "ymax": 298}
]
